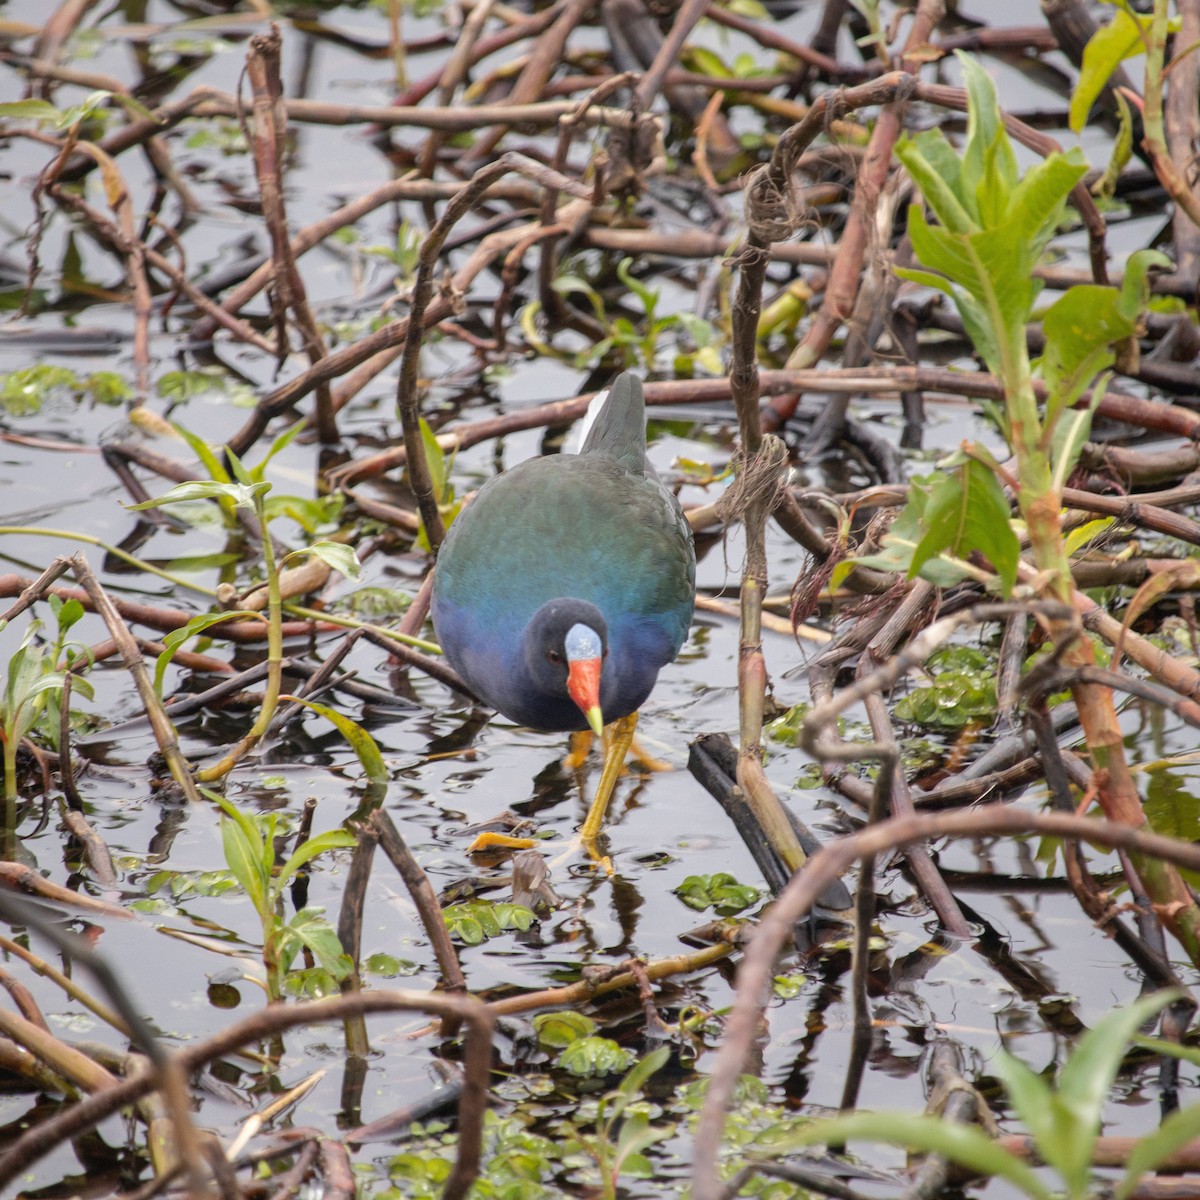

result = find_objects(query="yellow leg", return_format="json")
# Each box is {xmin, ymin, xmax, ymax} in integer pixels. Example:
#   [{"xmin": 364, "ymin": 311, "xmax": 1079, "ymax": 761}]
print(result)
[
  {"xmin": 565, "ymin": 727, "xmax": 670, "ymax": 775},
  {"xmin": 580, "ymin": 711, "xmax": 639, "ymax": 847},
  {"xmin": 627, "ymin": 736, "xmax": 671, "ymax": 774},
  {"xmin": 563, "ymin": 730, "xmax": 593, "ymax": 771}
]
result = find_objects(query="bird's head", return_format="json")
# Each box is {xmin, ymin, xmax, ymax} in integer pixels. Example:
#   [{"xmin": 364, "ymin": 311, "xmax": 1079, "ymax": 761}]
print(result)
[{"xmin": 525, "ymin": 600, "xmax": 608, "ymax": 735}]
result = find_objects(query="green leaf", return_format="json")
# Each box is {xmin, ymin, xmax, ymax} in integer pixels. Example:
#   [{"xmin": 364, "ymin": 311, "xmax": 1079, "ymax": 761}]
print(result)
[
  {"xmin": 958, "ymin": 52, "xmax": 1018, "ymax": 221},
  {"xmin": 171, "ymin": 420, "xmax": 231, "ymax": 484},
  {"xmin": 1063, "ymin": 517, "xmax": 1115, "ymax": 557},
  {"xmin": 1043, "ymin": 289, "xmax": 1131, "ymax": 416},
  {"xmin": 53, "ymin": 91, "xmax": 113, "ymax": 129},
  {"xmin": 208, "ymin": 790, "xmax": 269, "ymax": 914},
  {"xmin": 1117, "ymin": 1101, "xmax": 1200, "ymax": 1200},
  {"xmin": 533, "ymin": 1011, "xmax": 596, "ymax": 1049},
  {"xmin": 1042, "ymin": 248, "xmax": 1168, "ymax": 429},
  {"xmin": 1005, "ymin": 148, "xmax": 1089, "ymax": 251},
  {"xmin": 225, "ymin": 447, "xmax": 256, "ymax": 489},
  {"xmin": 895, "ymin": 131, "xmax": 976, "ymax": 234},
  {"xmin": 1092, "ymin": 91, "xmax": 1135, "ymax": 200},
  {"xmin": 218, "ymin": 812, "xmax": 269, "ymax": 915},
  {"xmin": 0, "ymin": 99, "xmax": 64, "ymax": 123},
  {"xmin": 275, "ymin": 828, "xmax": 357, "ymax": 890},
  {"xmin": 894, "ymin": 646, "xmax": 998, "ymax": 729},
  {"xmin": 908, "ymin": 456, "xmax": 1020, "ymax": 595},
  {"xmin": 673, "ymin": 873, "xmax": 760, "ymax": 915},
  {"xmin": 1071, "ymin": 7, "xmax": 1159, "ymax": 133},
  {"xmin": 555, "ymin": 1037, "xmax": 635, "ymax": 1078},
  {"xmin": 363, "ymin": 952, "xmax": 418, "ymax": 977},
  {"xmin": 1056, "ymin": 990, "xmax": 1178, "ymax": 1123},
  {"xmin": 263, "ymin": 493, "xmax": 344, "ymax": 535},
  {"xmin": 1050, "ymin": 376, "xmax": 1108, "ymax": 493},
  {"xmin": 52, "ymin": 598, "xmax": 85, "ymax": 636},
  {"xmin": 614, "ymin": 1109, "xmax": 670, "ymax": 1169},
  {"xmin": 128, "ymin": 479, "xmax": 270, "ymax": 511},
  {"xmin": 249, "ymin": 419, "xmax": 306, "ymax": 483},
  {"xmin": 996, "ymin": 991, "xmax": 1179, "ymax": 1200},
  {"xmin": 281, "ymin": 907, "xmax": 352, "ymax": 976},
  {"xmin": 443, "ymin": 900, "xmax": 536, "ymax": 943},
  {"xmin": 616, "ymin": 1045, "xmax": 669, "ymax": 1101},
  {"xmin": 616, "ymin": 257, "xmax": 659, "ymax": 320},
  {"xmin": 1118, "ymin": 247, "xmax": 1174, "ymax": 321},
  {"xmin": 281, "ymin": 697, "xmax": 387, "ymax": 786},
  {"xmin": 772, "ymin": 1111, "xmax": 1053, "ymax": 1200},
  {"xmin": 416, "ymin": 418, "xmax": 448, "ymax": 500},
  {"xmin": 153, "ymin": 610, "xmax": 262, "ymax": 697},
  {"xmin": 296, "ymin": 541, "xmax": 363, "ymax": 582}
]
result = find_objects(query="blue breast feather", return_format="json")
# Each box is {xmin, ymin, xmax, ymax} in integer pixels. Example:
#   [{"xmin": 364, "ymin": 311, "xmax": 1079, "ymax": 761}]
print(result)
[{"xmin": 432, "ymin": 451, "xmax": 695, "ymax": 731}]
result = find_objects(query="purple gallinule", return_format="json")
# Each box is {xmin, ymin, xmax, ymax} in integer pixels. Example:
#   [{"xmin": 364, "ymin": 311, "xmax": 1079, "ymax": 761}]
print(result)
[{"xmin": 431, "ymin": 372, "xmax": 696, "ymax": 849}]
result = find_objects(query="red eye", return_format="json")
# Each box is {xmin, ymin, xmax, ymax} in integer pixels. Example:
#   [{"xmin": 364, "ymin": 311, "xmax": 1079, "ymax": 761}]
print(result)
[{"xmin": 548, "ymin": 650, "xmax": 563, "ymax": 664}]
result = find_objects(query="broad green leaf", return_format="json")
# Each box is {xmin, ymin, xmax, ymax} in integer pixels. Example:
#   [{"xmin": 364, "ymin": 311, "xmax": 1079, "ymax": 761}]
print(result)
[
  {"xmin": 8, "ymin": 672, "xmax": 69, "ymax": 740},
  {"xmin": 1117, "ymin": 1102, "xmax": 1200, "ymax": 1200},
  {"xmin": 153, "ymin": 610, "xmax": 262, "ymax": 696},
  {"xmin": 208, "ymin": 790, "xmax": 269, "ymax": 913},
  {"xmin": 533, "ymin": 1011, "xmax": 596, "ymax": 1048},
  {"xmin": 1056, "ymin": 991, "xmax": 1177, "ymax": 1117},
  {"xmin": 0, "ymin": 99, "xmax": 62, "ymax": 123},
  {"xmin": 128, "ymin": 479, "xmax": 269, "ymax": 511},
  {"xmin": 299, "ymin": 541, "xmax": 363, "ymax": 582},
  {"xmin": 276, "ymin": 828, "xmax": 357, "ymax": 889},
  {"xmin": 1071, "ymin": 7, "xmax": 1155, "ymax": 133},
  {"xmin": 894, "ymin": 138, "xmax": 976, "ymax": 235},
  {"xmin": 1051, "ymin": 376, "xmax": 1108, "ymax": 493},
  {"xmin": 908, "ymin": 457, "xmax": 1020, "ymax": 595},
  {"xmin": 1042, "ymin": 248, "xmax": 1168, "ymax": 427},
  {"xmin": 1043, "ymin": 284, "xmax": 1128, "ymax": 419},
  {"xmin": 280, "ymin": 697, "xmax": 387, "ymax": 785},
  {"xmin": 1063, "ymin": 517, "xmax": 1115, "ymax": 556},
  {"xmin": 996, "ymin": 991, "xmax": 1178, "ymax": 1199},
  {"xmin": 417, "ymin": 417, "xmax": 447, "ymax": 500},
  {"xmin": 1093, "ymin": 91, "xmax": 1135, "ymax": 199},
  {"xmin": 957, "ymin": 52, "xmax": 1018, "ymax": 223},
  {"xmin": 674, "ymin": 873, "xmax": 760, "ymax": 915},
  {"xmin": 249, "ymin": 418, "xmax": 306, "ymax": 483},
  {"xmin": 281, "ymin": 907, "xmax": 352, "ymax": 976},
  {"xmin": 616, "ymin": 1045, "xmax": 669, "ymax": 1100},
  {"xmin": 219, "ymin": 813, "xmax": 268, "ymax": 913},
  {"xmin": 1118, "ymin": 248, "xmax": 1173, "ymax": 322},
  {"xmin": 894, "ymin": 646, "xmax": 997, "ymax": 729},
  {"xmin": 443, "ymin": 900, "xmax": 535, "ymax": 943},
  {"xmin": 769, "ymin": 1111, "xmax": 1053, "ymax": 1200},
  {"xmin": 555, "ymin": 1037, "xmax": 635, "ymax": 1078},
  {"xmin": 615, "ymin": 1109, "xmax": 670, "ymax": 1165},
  {"xmin": 171, "ymin": 420, "xmax": 231, "ymax": 484},
  {"xmin": 225, "ymin": 447, "xmax": 255, "ymax": 489},
  {"xmin": 363, "ymin": 952, "xmax": 418, "ymax": 977},
  {"xmin": 1006, "ymin": 150, "xmax": 1089, "ymax": 251},
  {"xmin": 263, "ymin": 493, "xmax": 344, "ymax": 535},
  {"xmin": 51, "ymin": 597, "xmax": 85, "ymax": 635},
  {"xmin": 893, "ymin": 262, "xmax": 1001, "ymax": 376}
]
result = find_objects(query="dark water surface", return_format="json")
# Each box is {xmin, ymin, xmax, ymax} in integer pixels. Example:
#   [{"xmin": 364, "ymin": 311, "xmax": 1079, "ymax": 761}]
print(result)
[{"xmin": 0, "ymin": 0, "xmax": 1194, "ymax": 1195}]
